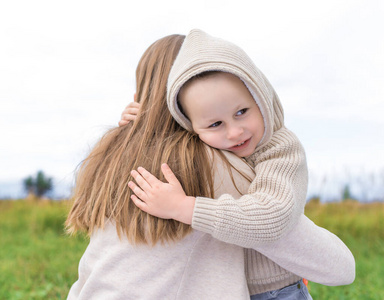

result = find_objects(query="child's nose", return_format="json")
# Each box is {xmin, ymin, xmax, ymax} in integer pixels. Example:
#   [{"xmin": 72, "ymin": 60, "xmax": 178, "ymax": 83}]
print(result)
[{"xmin": 226, "ymin": 125, "xmax": 244, "ymax": 140}]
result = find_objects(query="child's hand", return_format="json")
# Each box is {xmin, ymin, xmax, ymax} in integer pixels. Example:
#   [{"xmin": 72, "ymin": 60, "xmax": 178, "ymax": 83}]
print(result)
[
  {"xmin": 118, "ymin": 94, "xmax": 140, "ymax": 127},
  {"xmin": 128, "ymin": 164, "xmax": 195, "ymax": 225}
]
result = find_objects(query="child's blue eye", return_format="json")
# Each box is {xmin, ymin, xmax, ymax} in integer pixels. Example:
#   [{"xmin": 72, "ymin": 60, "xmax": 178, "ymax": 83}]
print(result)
[
  {"xmin": 236, "ymin": 108, "xmax": 248, "ymax": 116},
  {"xmin": 209, "ymin": 121, "xmax": 222, "ymax": 128}
]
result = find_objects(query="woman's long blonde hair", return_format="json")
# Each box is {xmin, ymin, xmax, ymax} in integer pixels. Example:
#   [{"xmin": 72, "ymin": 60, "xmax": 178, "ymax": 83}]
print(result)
[{"xmin": 65, "ymin": 34, "xmax": 215, "ymax": 245}]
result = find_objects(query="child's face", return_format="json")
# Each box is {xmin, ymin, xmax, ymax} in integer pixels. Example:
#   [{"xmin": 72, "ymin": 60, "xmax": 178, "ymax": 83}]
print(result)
[{"xmin": 179, "ymin": 72, "xmax": 265, "ymax": 157}]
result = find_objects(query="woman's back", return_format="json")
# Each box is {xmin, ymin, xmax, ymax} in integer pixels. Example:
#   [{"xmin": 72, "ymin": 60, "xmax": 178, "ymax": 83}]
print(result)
[
  {"xmin": 67, "ymin": 151, "xmax": 254, "ymax": 300},
  {"xmin": 67, "ymin": 224, "xmax": 247, "ymax": 299}
]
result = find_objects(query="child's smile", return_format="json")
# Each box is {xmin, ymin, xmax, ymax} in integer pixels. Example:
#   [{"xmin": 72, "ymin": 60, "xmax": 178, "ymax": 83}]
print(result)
[{"xmin": 179, "ymin": 72, "xmax": 265, "ymax": 157}]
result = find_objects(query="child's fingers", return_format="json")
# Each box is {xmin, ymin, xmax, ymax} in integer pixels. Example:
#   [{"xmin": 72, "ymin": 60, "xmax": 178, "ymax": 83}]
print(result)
[
  {"xmin": 130, "ymin": 194, "xmax": 148, "ymax": 212},
  {"xmin": 121, "ymin": 113, "xmax": 137, "ymax": 122},
  {"xmin": 121, "ymin": 103, "xmax": 139, "ymax": 115},
  {"xmin": 128, "ymin": 181, "xmax": 147, "ymax": 200},
  {"xmin": 130, "ymin": 170, "xmax": 152, "ymax": 191},
  {"xmin": 123, "ymin": 107, "xmax": 139, "ymax": 116},
  {"xmin": 119, "ymin": 111, "xmax": 137, "ymax": 126},
  {"xmin": 161, "ymin": 163, "xmax": 180, "ymax": 186},
  {"xmin": 118, "ymin": 120, "xmax": 129, "ymax": 127},
  {"xmin": 129, "ymin": 102, "xmax": 140, "ymax": 108},
  {"xmin": 137, "ymin": 167, "xmax": 161, "ymax": 186},
  {"xmin": 119, "ymin": 101, "xmax": 140, "ymax": 127},
  {"xmin": 124, "ymin": 102, "xmax": 140, "ymax": 111},
  {"xmin": 121, "ymin": 108, "xmax": 139, "ymax": 119}
]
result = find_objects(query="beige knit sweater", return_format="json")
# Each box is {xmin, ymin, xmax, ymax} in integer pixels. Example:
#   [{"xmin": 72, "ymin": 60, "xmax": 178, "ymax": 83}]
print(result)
[
  {"xmin": 167, "ymin": 29, "xmax": 309, "ymax": 294},
  {"xmin": 67, "ymin": 150, "xmax": 355, "ymax": 299}
]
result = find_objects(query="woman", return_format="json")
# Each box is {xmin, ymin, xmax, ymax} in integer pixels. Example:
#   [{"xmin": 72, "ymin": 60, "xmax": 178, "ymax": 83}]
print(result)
[{"xmin": 66, "ymin": 34, "xmax": 354, "ymax": 299}]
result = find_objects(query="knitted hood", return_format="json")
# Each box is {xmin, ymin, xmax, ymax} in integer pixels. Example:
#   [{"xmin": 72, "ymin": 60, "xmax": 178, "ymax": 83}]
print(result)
[{"xmin": 167, "ymin": 29, "xmax": 284, "ymax": 148}]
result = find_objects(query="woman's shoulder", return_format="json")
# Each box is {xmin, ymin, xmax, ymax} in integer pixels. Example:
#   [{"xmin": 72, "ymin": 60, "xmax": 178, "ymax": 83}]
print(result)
[{"xmin": 204, "ymin": 146, "xmax": 255, "ymax": 197}]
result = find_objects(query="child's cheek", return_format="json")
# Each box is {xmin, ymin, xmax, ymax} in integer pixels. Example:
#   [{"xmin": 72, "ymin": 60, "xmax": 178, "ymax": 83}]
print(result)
[{"xmin": 205, "ymin": 132, "xmax": 225, "ymax": 150}]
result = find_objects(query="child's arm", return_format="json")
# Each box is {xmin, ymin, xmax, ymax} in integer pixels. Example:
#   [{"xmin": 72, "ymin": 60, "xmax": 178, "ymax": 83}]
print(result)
[
  {"xmin": 130, "ymin": 146, "xmax": 355, "ymax": 286},
  {"xmin": 255, "ymin": 214, "xmax": 355, "ymax": 286},
  {"xmin": 212, "ymin": 147, "xmax": 355, "ymax": 286},
  {"xmin": 130, "ymin": 127, "xmax": 307, "ymax": 248},
  {"xmin": 192, "ymin": 127, "xmax": 308, "ymax": 247}
]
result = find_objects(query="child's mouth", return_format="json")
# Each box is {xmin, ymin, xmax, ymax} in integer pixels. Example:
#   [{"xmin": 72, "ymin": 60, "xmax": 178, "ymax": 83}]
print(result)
[{"xmin": 228, "ymin": 138, "xmax": 250, "ymax": 151}]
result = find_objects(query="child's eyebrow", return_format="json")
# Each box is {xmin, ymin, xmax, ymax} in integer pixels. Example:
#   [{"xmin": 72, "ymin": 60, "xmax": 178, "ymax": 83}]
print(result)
[
  {"xmin": 202, "ymin": 104, "xmax": 245, "ymax": 124},
  {"xmin": 234, "ymin": 104, "xmax": 245, "ymax": 112},
  {"xmin": 205, "ymin": 117, "xmax": 221, "ymax": 124}
]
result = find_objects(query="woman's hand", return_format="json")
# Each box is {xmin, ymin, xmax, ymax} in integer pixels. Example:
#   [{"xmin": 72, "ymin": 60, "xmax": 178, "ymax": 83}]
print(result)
[
  {"xmin": 129, "ymin": 163, "xmax": 195, "ymax": 224},
  {"xmin": 118, "ymin": 94, "xmax": 140, "ymax": 127}
]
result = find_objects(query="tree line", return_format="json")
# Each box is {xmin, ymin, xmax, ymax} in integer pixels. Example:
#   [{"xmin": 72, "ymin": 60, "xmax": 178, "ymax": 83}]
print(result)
[{"xmin": 23, "ymin": 170, "xmax": 53, "ymax": 198}]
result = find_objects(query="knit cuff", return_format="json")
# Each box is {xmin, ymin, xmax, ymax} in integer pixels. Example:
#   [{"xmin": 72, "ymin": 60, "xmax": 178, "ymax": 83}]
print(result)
[{"xmin": 191, "ymin": 196, "xmax": 218, "ymax": 234}]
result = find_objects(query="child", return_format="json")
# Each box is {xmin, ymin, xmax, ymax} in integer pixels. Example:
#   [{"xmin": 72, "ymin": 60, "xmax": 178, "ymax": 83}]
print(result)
[
  {"xmin": 128, "ymin": 29, "xmax": 355, "ymax": 299},
  {"xmin": 67, "ymin": 32, "xmax": 354, "ymax": 300}
]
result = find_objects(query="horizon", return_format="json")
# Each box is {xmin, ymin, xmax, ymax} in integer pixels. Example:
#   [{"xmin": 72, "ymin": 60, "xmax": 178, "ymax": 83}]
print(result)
[
  {"xmin": 1, "ymin": 166, "xmax": 383, "ymax": 202},
  {"xmin": 1, "ymin": 0, "xmax": 383, "ymax": 202}
]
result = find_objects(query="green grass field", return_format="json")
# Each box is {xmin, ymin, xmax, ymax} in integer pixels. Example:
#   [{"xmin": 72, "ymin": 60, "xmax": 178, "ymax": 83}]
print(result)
[
  {"xmin": 305, "ymin": 200, "xmax": 384, "ymax": 299},
  {"xmin": 0, "ymin": 199, "xmax": 383, "ymax": 299}
]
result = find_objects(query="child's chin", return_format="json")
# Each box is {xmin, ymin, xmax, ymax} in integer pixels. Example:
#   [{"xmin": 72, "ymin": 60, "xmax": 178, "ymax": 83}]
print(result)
[{"xmin": 238, "ymin": 147, "xmax": 256, "ymax": 158}]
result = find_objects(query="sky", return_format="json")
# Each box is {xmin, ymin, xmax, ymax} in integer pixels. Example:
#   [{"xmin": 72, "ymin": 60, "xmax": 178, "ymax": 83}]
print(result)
[{"xmin": 0, "ymin": 0, "xmax": 383, "ymax": 200}]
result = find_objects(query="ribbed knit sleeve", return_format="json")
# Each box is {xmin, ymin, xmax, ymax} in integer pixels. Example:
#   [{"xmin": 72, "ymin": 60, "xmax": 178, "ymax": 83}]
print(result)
[{"xmin": 192, "ymin": 127, "xmax": 308, "ymax": 248}]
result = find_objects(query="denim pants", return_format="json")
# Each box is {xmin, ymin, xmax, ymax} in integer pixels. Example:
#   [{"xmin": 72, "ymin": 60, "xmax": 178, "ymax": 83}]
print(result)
[{"xmin": 250, "ymin": 280, "xmax": 313, "ymax": 300}]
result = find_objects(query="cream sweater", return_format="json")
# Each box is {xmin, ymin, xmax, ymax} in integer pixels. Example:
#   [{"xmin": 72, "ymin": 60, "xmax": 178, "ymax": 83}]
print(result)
[
  {"xmin": 202, "ymin": 129, "xmax": 307, "ymax": 294},
  {"xmin": 67, "ymin": 150, "xmax": 355, "ymax": 299},
  {"xmin": 166, "ymin": 29, "xmax": 349, "ymax": 294}
]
